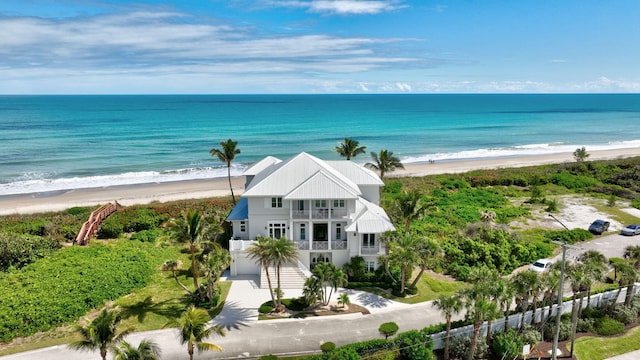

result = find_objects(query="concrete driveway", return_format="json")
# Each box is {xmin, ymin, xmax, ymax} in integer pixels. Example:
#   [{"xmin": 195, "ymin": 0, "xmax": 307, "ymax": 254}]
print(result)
[{"xmin": 554, "ymin": 232, "xmax": 640, "ymax": 263}]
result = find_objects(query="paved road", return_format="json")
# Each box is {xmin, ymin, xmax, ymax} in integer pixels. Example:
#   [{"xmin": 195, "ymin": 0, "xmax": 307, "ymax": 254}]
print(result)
[{"xmin": 552, "ymin": 232, "xmax": 640, "ymax": 263}]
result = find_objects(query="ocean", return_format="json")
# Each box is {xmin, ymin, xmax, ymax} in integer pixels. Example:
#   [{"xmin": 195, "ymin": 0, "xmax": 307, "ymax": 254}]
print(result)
[{"xmin": 1, "ymin": 94, "xmax": 639, "ymax": 196}]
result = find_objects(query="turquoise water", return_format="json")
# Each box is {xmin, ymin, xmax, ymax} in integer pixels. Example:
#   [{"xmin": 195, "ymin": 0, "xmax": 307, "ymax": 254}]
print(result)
[{"xmin": 1, "ymin": 94, "xmax": 639, "ymax": 195}]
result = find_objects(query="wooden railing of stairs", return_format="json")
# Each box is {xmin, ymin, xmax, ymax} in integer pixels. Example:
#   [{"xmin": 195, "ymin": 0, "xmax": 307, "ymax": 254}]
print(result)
[{"xmin": 75, "ymin": 202, "xmax": 122, "ymax": 246}]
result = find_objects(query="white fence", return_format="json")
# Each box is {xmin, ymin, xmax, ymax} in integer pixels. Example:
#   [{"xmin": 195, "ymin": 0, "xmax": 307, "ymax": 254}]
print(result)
[{"xmin": 430, "ymin": 285, "xmax": 638, "ymax": 350}]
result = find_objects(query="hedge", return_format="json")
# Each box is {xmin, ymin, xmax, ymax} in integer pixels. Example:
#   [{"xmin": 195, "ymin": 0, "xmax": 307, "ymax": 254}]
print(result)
[{"xmin": 0, "ymin": 241, "xmax": 156, "ymax": 342}]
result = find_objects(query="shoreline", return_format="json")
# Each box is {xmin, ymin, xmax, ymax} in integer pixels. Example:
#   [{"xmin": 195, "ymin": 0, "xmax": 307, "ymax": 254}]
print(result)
[{"xmin": 1, "ymin": 147, "xmax": 638, "ymax": 215}]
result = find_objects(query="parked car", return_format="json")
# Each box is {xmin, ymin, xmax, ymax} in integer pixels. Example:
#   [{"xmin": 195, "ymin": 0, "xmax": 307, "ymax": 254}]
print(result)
[
  {"xmin": 588, "ymin": 220, "xmax": 610, "ymax": 235},
  {"xmin": 621, "ymin": 224, "xmax": 640, "ymax": 236},
  {"xmin": 530, "ymin": 259, "xmax": 553, "ymax": 273}
]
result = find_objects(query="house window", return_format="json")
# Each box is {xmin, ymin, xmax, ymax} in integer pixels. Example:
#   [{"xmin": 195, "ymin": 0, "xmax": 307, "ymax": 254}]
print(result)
[
  {"xmin": 240, "ymin": 220, "xmax": 246, "ymax": 232},
  {"xmin": 300, "ymin": 224, "xmax": 306, "ymax": 241},
  {"xmin": 362, "ymin": 233, "xmax": 375, "ymax": 247},
  {"xmin": 314, "ymin": 200, "xmax": 327, "ymax": 208},
  {"xmin": 366, "ymin": 261, "xmax": 376, "ymax": 272},
  {"xmin": 335, "ymin": 224, "xmax": 342, "ymax": 240},
  {"xmin": 269, "ymin": 223, "xmax": 286, "ymax": 239},
  {"xmin": 333, "ymin": 199, "xmax": 345, "ymax": 208},
  {"xmin": 271, "ymin": 197, "xmax": 283, "ymax": 208},
  {"xmin": 296, "ymin": 200, "xmax": 305, "ymax": 211}
]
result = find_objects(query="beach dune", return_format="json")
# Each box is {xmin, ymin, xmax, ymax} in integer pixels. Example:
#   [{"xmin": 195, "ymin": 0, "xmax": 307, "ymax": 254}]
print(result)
[{"xmin": 0, "ymin": 147, "xmax": 637, "ymax": 216}]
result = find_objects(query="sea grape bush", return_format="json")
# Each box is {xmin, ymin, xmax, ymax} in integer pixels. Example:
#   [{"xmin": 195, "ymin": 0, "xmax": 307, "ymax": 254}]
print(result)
[
  {"xmin": 0, "ymin": 241, "xmax": 156, "ymax": 342},
  {"xmin": 0, "ymin": 233, "xmax": 60, "ymax": 271}
]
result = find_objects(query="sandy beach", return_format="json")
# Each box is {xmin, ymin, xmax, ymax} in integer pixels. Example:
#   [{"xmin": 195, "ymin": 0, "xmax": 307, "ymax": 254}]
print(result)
[{"xmin": 0, "ymin": 147, "xmax": 638, "ymax": 216}]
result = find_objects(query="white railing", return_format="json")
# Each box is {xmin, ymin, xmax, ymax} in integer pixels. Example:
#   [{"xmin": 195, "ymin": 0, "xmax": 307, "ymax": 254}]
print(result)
[
  {"xmin": 296, "ymin": 240, "xmax": 310, "ymax": 250},
  {"xmin": 229, "ymin": 240, "xmax": 256, "ymax": 251},
  {"xmin": 361, "ymin": 245, "xmax": 379, "ymax": 255},
  {"xmin": 312, "ymin": 241, "xmax": 329, "ymax": 250},
  {"xmin": 332, "ymin": 240, "xmax": 348, "ymax": 250},
  {"xmin": 297, "ymin": 260, "xmax": 312, "ymax": 277}
]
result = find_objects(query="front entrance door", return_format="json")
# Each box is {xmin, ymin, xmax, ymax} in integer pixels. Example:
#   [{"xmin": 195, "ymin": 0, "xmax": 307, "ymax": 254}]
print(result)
[{"xmin": 313, "ymin": 223, "xmax": 328, "ymax": 241}]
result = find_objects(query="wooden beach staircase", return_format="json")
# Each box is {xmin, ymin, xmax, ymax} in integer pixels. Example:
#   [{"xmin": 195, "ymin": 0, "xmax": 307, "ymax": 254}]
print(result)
[{"xmin": 75, "ymin": 202, "xmax": 122, "ymax": 246}]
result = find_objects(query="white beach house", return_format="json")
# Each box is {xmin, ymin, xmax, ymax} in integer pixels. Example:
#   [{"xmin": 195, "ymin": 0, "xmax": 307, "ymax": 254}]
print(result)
[{"xmin": 226, "ymin": 152, "xmax": 395, "ymax": 287}]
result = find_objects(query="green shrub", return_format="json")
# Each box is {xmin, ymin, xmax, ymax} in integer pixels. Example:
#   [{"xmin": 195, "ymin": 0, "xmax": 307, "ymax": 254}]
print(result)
[
  {"xmin": 379, "ymin": 322, "xmax": 399, "ymax": 339},
  {"xmin": 545, "ymin": 228, "xmax": 593, "ymax": 245},
  {"xmin": 0, "ymin": 233, "xmax": 60, "ymax": 271},
  {"xmin": 545, "ymin": 197, "xmax": 559, "ymax": 212},
  {"xmin": 395, "ymin": 329, "xmax": 434, "ymax": 360},
  {"xmin": 343, "ymin": 256, "xmax": 372, "ymax": 282},
  {"xmin": 594, "ymin": 316, "xmax": 625, "ymax": 335},
  {"xmin": 97, "ymin": 217, "xmax": 123, "ymax": 239},
  {"xmin": 130, "ymin": 228, "xmax": 163, "ymax": 242},
  {"xmin": 544, "ymin": 319, "xmax": 572, "ymax": 341},
  {"xmin": 577, "ymin": 318, "xmax": 595, "ymax": 333},
  {"xmin": 491, "ymin": 329, "xmax": 523, "ymax": 359},
  {"xmin": 259, "ymin": 302, "xmax": 274, "ymax": 314},
  {"xmin": 612, "ymin": 306, "xmax": 638, "ymax": 325},
  {"xmin": 520, "ymin": 326, "xmax": 541, "ymax": 346},
  {"xmin": 383, "ymin": 181, "xmax": 403, "ymax": 194},
  {"xmin": 0, "ymin": 241, "xmax": 156, "ymax": 342},
  {"xmin": 328, "ymin": 347, "xmax": 360, "ymax": 360},
  {"xmin": 632, "ymin": 198, "xmax": 640, "ymax": 210},
  {"xmin": 321, "ymin": 342, "xmax": 336, "ymax": 353},
  {"xmin": 259, "ymin": 355, "xmax": 278, "ymax": 360},
  {"xmin": 551, "ymin": 171, "xmax": 600, "ymax": 190}
]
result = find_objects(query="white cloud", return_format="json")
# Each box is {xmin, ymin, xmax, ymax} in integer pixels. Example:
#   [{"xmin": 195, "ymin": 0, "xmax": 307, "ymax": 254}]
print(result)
[{"xmin": 263, "ymin": 0, "xmax": 405, "ymax": 15}]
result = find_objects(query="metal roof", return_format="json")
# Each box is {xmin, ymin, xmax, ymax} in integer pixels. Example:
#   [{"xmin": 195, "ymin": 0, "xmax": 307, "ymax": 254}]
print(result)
[
  {"xmin": 226, "ymin": 197, "xmax": 248, "ymax": 220},
  {"xmin": 284, "ymin": 170, "xmax": 360, "ymax": 200},
  {"xmin": 324, "ymin": 160, "xmax": 384, "ymax": 186},
  {"xmin": 242, "ymin": 152, "xmax": 361, "ymax": 197},
  {"xmin": 242, "ymin": 156, "xmax": 281, "ymax": 176},
  {"xmin": 345, "ymin": 198, "xmax": 395, "ymax": 233}
]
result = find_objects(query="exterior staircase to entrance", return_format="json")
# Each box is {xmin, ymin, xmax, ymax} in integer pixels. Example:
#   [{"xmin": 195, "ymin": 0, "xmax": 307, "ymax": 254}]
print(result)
[{"xmin": 260, "ymin": 262, "xmax": 309, "ymax": 289}]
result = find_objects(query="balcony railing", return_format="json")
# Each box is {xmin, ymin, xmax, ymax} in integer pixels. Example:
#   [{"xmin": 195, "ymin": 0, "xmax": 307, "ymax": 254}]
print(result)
[
  {"xmin": 361, "ymin": 245, "xmax": 380, "ymax": 255},
  {"xmin": 331, "ymin": 240, "xmax": 348, "ymax": 250},
  {"xmin": 296, "ymin": 240, "xmax": 309, "ymax": 250},
  {"xmin": 312, "ymin": 241, "xmax": 329, "ymax": 250},
  {"xmin": 229, "ymin": 240, "xmax": 256, "ymax": 251},
  {"xmin": 292, "ymin": 208, "xmax": 347, "ymax": 219}
]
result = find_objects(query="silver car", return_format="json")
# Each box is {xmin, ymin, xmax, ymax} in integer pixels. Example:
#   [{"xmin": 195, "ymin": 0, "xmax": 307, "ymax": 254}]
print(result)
[{"xmin": 621, "ymin": 224, "xmax": 640, "ymax": 236}]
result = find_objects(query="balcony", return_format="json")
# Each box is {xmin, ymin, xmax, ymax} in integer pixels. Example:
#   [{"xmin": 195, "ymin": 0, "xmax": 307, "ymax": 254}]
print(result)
[
  {"xmin": 361, "ymin": 245, "xmax": 380, "ymax": 255},
  {"xmin": 292, "ymin": 208, "xmax": 347, "ymax": 220},
  {"xmin": 296, "ymin": 240, "xmax": 309, "ymax": 250},
  {"xmin": 229, "ymin": 239, "xmax": 256, "ymax": 251}
]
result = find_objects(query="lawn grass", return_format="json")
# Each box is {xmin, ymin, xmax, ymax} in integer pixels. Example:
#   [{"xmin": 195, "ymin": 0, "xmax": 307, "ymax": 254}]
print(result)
[
  {"xmin": 359, "ymin": 272, "xmax": 465, "ymax": 304},
  {"xmin": 573, "ymin": 324, "xmax": 640, "ymax": 360}
]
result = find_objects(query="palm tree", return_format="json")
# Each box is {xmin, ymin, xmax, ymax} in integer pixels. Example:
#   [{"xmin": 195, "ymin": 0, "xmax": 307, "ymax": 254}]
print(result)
[
  {"xmin": 112, "ymin": 339, "xmax": 161, "ymax": 360},
  {"xmin": 573, "ymin": 146, "xmax": 589, "ymax": 162},
  {"xmin": 312, "ymin": 262, "xmax": 348, "ymax": 305},
  {"xmin": 511, "ymin": 270, "xmax": 538, "ymax": 330},
  {"xmin": 391, "ymin": 189, "xmax": 429, "ymax": 234},
  {"xmin": 270, "ymin": 237, "xmax": 299, "ymax": 307},
  {"xmin": 577, "ymin": 250, "xmax": 607, "ymax": 311},
  {"xmin": 623, "ymin": 245, "xmax": 640, "ymax": 268},
  {"xmin": 433, "ymin": 294, "xmax": 463, "ymax": 360},
  {"xmin": 68, "ymin": 309, "xmax": 132, "ymax": 360},
  {"xmin": 201, "ymin": 243, "xmax": 232, "ymax": 306},
  {"xmin": 539, "ymin": 269, "xmax": 560, "ymax": 339},
  {"xmin": 168, "ymin": 210, "xmax": 210, "ymax": 293},
  {"xmin": 210, "ymin": 138, "xmax": 240, "ymax": 203},
  {"xmin": 176, "ymin": 306, "xmax": 225, "ymax": 360},
  {"xmin": 409, "ymin": 237, "xmax": 442, "ymax": 288},
  {"xmin": 495, "ymin": 277, "xmax": 515, "ymax": 332},
  {"xmin": 462, "ymin": 286, "xmax": 499, "ymax": 360},
  {"xmin": 247, "ymin": 236, "xmax": 277, "ymax": 307},
  {"xmin": 388, "ymin": 232, "xmax": 419, "ymax": 293},
  {"xmin": 365, "ymin": 149, "xmax": 404, "ymax": 180},
  {"xmin": 334, "ymin": 137, "xmax": 366, "ymax": 160}
]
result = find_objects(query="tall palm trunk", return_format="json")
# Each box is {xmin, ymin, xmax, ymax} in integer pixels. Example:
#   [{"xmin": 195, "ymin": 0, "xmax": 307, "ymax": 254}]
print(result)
[
  {"xmin": 468, "ymin": 322, "xmax": 481, "ymax": 360},
  {"xmin": 625, "ymin": 283, "xmax": 635, "ymax": 305},
  {"xmin": 264, "ymin": 262, "xmax": 276, "ymax": 306},
  {"xmin": 444, "ymin": 318, "xmax": 452, "ymax": 360},
  {"xmin": 226, "ymin": 163, "xmax": 235, "ymax": 204},
  {"xmin": 190, "ymin": 244, "xmax": 199, "ymax": 290}
]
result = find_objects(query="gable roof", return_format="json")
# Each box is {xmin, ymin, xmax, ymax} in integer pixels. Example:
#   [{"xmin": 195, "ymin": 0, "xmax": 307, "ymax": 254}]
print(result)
[
  {"xmin": 325, "ymin": 160, "xmax": 384, "ymax": 186},
  {"xmin": 242, "ymin": 152, "xmax": 361, "ymax": 197},
  {"xmin": 242, "ymin": 156, "xmax": 281, "ymax": 176},
  {"xmin": 285, "ymin": 170, "xmax": 360, "ymax": 200},
  {"xmin": 345, "ymin": 198, "xmax": 395, "ymax": 233}
]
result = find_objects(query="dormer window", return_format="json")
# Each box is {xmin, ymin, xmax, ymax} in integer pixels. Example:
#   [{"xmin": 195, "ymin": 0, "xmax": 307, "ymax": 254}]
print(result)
[{"xmin": 271, "ymin": 197, "xmax": 283, "ymax": 208}]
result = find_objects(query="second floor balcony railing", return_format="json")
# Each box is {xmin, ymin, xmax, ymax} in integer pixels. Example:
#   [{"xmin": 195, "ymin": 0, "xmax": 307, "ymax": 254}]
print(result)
[
  {"xmin": 296, "ymin": 240, "xmax": 310, "ymax": 250},
  {"xmin": 312, "ymin": 241, "xmax": 329, "ymax": 250},
  {"xmin": 361, "ymin": 245, "xmax": 380, "ymax": 255},
  {"xmin": 292, "ymin": 208, "xmax": 348, "ymax": 219}
]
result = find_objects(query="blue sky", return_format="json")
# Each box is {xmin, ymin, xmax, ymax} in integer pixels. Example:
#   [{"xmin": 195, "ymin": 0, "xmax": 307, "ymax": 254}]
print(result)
[{"xmin": 1, "ymin": 0, "xmax": 639, "ymax": 94}]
